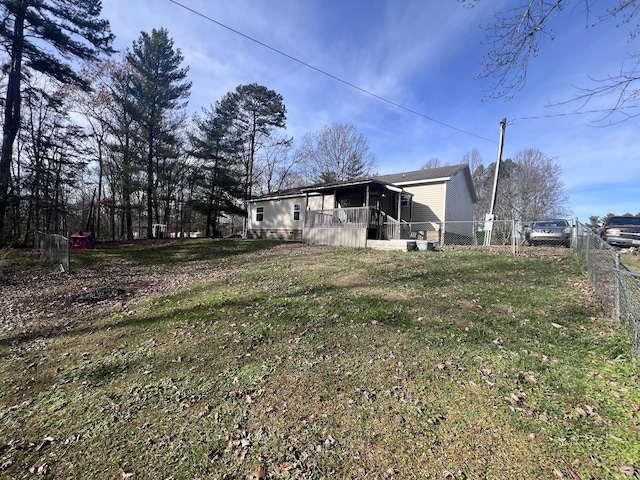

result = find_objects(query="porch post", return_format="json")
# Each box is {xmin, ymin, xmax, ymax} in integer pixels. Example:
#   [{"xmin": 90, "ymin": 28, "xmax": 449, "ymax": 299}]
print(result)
[{"xmin": 396, "ymin": 191, "xmax": 402, "ymax": 239}]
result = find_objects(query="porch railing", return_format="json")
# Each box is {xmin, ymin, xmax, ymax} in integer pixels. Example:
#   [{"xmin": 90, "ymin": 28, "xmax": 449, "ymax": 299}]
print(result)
[
  {"xmin": 381, "ymin": 214, "xmax": 401, "ymax": 240},
  {"xmin": 305, "ymin": 207, "xmax": 377, "ymax": 228}
]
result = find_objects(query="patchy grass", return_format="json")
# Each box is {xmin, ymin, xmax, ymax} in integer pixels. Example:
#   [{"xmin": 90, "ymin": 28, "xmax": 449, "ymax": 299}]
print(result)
[
  {"xmin": 0, "ymin": 246, "xmax": 52, "ymax": 274},
  {"xmin": 1, "ymin": 241, "xmax": 638, "ymax": 479},
  {"xmin": 621, "ymin": 254, "xmax": 640, "ymax": 274}
]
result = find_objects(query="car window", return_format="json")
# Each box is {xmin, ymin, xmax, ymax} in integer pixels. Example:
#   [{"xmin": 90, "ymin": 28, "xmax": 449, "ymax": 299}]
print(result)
[
  {"xmin": 608, "ymin": 217, "xmax": 640, "ymax": 226},
  {"xmin": 532, "ymin": 220, "xmax": 568, "ymax": 227}
]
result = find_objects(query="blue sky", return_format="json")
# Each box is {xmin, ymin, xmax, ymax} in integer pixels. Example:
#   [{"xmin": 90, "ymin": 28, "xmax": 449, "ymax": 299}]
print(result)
[{"xmin": 101, "ymin": 0, "xmax": 640, "ymax": 223}]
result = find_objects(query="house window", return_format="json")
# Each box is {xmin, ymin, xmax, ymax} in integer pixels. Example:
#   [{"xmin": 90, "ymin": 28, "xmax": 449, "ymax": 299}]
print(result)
[
  {"xmin": 293, "ymin": 203, "xmax": 301, "ymax": 221},
  {"xmin": 401, "ymin": 194, "xmax": 409, "ymax": 207},
  {"xmin": 256, "ymin": 206, "xmax": 264, "ymax": 222}
]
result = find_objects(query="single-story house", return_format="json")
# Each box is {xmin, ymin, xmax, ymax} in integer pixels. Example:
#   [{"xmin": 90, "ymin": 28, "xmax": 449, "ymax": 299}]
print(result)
[{"xmin": 246, "ymin": 164, "xmax": 477, "ymax": 248}]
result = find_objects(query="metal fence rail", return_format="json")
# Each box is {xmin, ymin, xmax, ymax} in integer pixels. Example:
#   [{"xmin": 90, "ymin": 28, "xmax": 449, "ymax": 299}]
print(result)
[
  {"xmin": 34, "ymin": 231, "xmax": 70, "ymax": 272},
  {"xmin": 398, "ymin": 220, "xmax": 518, "ymax": 251}
]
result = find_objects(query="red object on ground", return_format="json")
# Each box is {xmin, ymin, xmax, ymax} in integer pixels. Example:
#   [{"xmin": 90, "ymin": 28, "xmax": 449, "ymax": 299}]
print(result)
[{"xmin": 71, "ymin": 232, "xmax": 95, "ymax": 250}]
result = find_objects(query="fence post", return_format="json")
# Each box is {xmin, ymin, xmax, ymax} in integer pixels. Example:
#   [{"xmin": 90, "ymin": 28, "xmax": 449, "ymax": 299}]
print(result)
[
  {"xmin": 64, "ymin": 231, "xmax": 71, "ymax": 272},
  {"xmin": 614, "ymin": 253, "xmax": 621, "ymax": 324},
  {"xmin": 585, "ymin": 226, "xmax": 590, "ymax": 265}
]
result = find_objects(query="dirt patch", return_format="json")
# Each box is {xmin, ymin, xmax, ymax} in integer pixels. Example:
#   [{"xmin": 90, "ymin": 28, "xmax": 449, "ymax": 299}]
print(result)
[
  {"xmin": 0, "ymin": 242, "xmax": 308, "ymax": 343},
  {"xmin": 0, "ymin": 255, "xmax": 210, "ymax": 344}
]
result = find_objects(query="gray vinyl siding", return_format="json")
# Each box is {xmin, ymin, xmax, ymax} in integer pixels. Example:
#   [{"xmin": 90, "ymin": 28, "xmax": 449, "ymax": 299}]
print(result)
[{"xmin": 444, "ymin": 171, "xmax": 474, "ymax": 222}]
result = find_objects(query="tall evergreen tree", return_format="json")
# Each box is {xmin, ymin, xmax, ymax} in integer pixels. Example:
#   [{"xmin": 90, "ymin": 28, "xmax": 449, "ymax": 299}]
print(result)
[
  {"xmin": 125, "ymin": 28, "xmax": 191, "ymax": 238},
  {"xmin": 229, "ymin": 83, "xmax": 287, "ymax": 209},
  {"xmin": 0, "ymin": 0, "xmax": 114, "ymax": 242},
  {"xmin": 106, "ymin": 60, "xmax": 145, "ymax": 240},
  {"xmin": 190, "ymin": 95, "xmax": 245, "ymax": 237}
]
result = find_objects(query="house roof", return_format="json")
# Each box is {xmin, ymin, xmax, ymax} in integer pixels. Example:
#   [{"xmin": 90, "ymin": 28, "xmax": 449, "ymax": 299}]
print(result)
[
  {"xmin": 375, "ymin": 164, "xmax": 476, "ymax": 203},
  {"xmin": 374, "ymin": 164, "xmax": 467, "ymax": 184},
  {"xmin": 300, "ymin": 178, "xmax": 406, "ymax": 194},
  {"xmin": 250, "ymin": 178, "xmax": 408, "ymax": 202},
  {"xmin": 249, "ymin": 164, "xmax": 475, "ymax": 202}
]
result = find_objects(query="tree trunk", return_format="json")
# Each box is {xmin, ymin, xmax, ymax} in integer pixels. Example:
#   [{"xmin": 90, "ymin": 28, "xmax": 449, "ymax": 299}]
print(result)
[
  {"xmin": 0, "ymin": 7, "xmax": 26, "ymax": 241},
  {"xmin": 146, "ymin": 137, "xmax": 154, "ymax": 238}
]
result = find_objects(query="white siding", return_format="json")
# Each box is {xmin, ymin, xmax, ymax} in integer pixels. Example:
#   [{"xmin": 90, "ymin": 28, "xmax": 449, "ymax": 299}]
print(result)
[
  {"xmin": 306, "ymin": 194, "xmax": 326, "ymax": 210},
  {"xmin": 248, "ymin": 197, "xmax": 302, "ymax": 229},
  {"xmin": 401, "ymin": 183, "xmax": 445, "ymax": 222},
  {"xmin": 247, "ymin": 196, "xmax": 304, "ymax": 240}
]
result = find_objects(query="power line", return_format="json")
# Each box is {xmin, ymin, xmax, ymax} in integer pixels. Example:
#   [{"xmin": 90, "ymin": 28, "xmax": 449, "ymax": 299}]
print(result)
[
  {"xmin": 510, "ymin": 107, "xmax": 640, "ymax": 123},
  {"xmin": 168, "ymin": 0, "xmax": 496, "ymax": 143}
]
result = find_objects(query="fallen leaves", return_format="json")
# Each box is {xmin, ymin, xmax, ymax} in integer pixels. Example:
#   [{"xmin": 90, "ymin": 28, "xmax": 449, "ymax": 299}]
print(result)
[
  {"xmin": 619, "ymin": 465, "xmax": 637, "ymax": 477},
  {"xmin": 249, "ymin": 463, "xmax": 266, "ymax": 479},
  {"xmin": 274, "ymin": 462, "xmax": 292, "ymax": 476}
]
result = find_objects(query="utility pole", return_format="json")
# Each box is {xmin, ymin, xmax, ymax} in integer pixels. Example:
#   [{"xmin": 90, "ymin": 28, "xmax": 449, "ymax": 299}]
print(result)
[{"xmin": 484, "ymin": 118, "xmax": 507, "ymax": 246}]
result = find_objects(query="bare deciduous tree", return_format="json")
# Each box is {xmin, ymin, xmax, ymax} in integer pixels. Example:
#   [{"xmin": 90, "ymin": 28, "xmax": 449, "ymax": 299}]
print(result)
[
  {"xmin": 466, "ymin": 0, "xmax": 640, "ymax": 122},
  {"xmin": 462, "ymin": 148, "xmax": 483, "ymax": 178},
  {"xmin": 510, "ymin": 147, "xmax": 570, "ymax": 221},
  {"xmin": 421, "ymin": 157, "xmax": 444, "ymax": 169},
  {"xmin": 472, "ymin": 147, "xmax": 569, "ymax": 222},
  {"xmin": 297, "ymin": 122, "xmax": 377, "ymax": 184},
  {"xmin": 254, "ymin": 138, "xmax": 302, "ymax": 195}
]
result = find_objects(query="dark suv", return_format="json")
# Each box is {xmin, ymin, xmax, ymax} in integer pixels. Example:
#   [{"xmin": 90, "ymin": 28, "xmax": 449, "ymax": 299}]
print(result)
[{"xmin": 599, "ymin": 216, "xmax": 640, "ymax": 248}]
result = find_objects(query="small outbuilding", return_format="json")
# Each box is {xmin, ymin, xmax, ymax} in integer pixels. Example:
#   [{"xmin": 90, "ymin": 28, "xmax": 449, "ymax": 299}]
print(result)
[{"xmin": 71, "ymin": 231, "xmax": 95, "ymax": 250}]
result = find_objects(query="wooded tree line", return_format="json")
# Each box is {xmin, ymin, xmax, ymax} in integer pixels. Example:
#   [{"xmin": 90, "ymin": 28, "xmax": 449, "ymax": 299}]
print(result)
[
  {"xmin": 1, "ymin": 0, "xmax": 584, "ymax": 245},
  {"xmin": 0, "ymin": 1, "xmax": 388, "ymax": 244},
  {"xmin": 0, "ymin": 1, "xmax": 292, "ymax": 243},
  {"xmin": 428, "ymin": 146, "xmax": 570, "ymax": 225}
]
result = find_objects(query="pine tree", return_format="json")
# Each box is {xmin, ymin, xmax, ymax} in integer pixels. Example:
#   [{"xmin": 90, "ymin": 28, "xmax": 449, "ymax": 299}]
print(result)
[
  {"xmin": 0, "ymin": 0, "xmax": 114, "ymax": 241},
  {"xmin": 125, "ymin": 28, "xmax": 191, "ymax": 239},
  {"xmin": 230, "ymin": 83, "xmax": 287, "ymax": 207},
  {"xmin": 190, "ymin": 95, "xmax": 245, "ymax": 237}
]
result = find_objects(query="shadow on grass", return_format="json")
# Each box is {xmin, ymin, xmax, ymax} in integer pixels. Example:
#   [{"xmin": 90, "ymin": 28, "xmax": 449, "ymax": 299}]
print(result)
[{"xmin": 71, "ymin": 238, "xmax": 284, "ymax": 269}]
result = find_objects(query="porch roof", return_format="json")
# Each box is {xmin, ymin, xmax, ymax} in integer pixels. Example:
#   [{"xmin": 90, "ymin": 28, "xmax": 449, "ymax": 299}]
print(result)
[
  {"xmin": 248, "ymin": 176, "xmax": 416, "ymax": 203},
  {"xmin": 300, "ymin": 178, "xmax": 412, "ymax": 196}
]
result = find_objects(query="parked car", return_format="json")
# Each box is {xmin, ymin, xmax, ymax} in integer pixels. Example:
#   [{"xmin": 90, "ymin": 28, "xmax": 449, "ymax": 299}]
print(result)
[
  {"xmin": 525, "ymin": 219, "xmax": 572, "ymax": 247},
  {"xmin": 599, "ymin": 216, "xmax": 640, "ymax": 248}
]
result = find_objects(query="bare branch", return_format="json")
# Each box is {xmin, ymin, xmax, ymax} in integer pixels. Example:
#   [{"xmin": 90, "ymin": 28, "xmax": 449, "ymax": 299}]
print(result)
[
  {"xmin": 551, "ymin": 52, "xmax": 640, "ymax": 125},
  {"xmin": 477, "ymin": 0, "xmax": 568, "ymax": 99}
]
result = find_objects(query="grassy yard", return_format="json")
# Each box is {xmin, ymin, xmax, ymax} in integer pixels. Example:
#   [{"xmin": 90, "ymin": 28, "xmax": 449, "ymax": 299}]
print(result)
[
  {"xmin": 621, "ymin": 253, "xmax": 640, "ymax": 274},
  {"xmin": 1, "ymin": 240, "xmax": 638, "ymax": 479}
]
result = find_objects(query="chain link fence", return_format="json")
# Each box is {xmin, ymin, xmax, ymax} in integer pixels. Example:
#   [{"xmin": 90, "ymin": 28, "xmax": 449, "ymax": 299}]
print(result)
[
  {"xmin": 401, "ymin": 219, "xmax": 638, "ymax": 358},
  {"xmin": 34, "ymin": 231, "xmax": 70, "ymax": 272},
  {"xmin": 574, "ymin": 221, "xmax": 640, "ymax": 358},
  {"xmin": 400, "ymin": 220, "xmax": 519, "ymax": 252}
]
